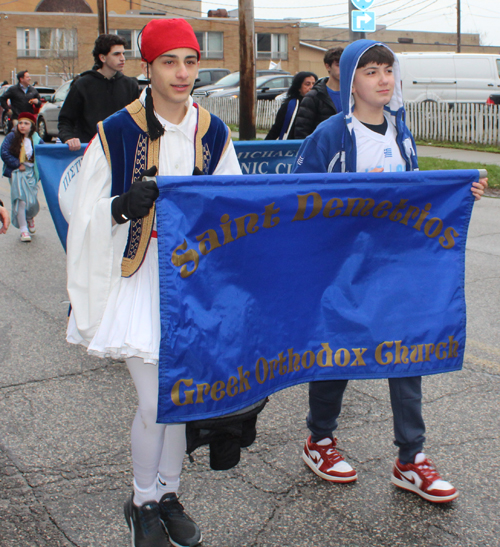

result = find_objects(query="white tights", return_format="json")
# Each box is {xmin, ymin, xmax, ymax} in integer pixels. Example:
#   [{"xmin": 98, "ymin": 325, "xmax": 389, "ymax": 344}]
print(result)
[
  {"xmin": 126, "ymin": 357, "xmax": 186, "ymax": 506},
  {"xmin": 17, "ymin": 200, "xmax": 28, "ymax": 233}
]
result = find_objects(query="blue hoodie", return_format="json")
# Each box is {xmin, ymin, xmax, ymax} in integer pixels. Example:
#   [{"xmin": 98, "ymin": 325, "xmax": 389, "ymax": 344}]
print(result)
[{"xmin": 293, "ymin": 40, "xmax": 418, "ymax": 174}]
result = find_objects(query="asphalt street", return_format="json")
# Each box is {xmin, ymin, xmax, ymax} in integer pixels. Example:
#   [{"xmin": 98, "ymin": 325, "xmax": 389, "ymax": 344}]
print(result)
[{"xmin": 0, "ymin": 137, "xmax": 499, "ymax": 547}]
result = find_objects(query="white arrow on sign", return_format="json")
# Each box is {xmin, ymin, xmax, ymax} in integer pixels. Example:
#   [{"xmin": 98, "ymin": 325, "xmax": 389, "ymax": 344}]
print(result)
[
  {"xmin": 351, "ymin": 0, "xmax": 375, "ymax": 10},
  {"xmin": 354, "ymin": 11, "xmax": 372, "ymax": 29}
]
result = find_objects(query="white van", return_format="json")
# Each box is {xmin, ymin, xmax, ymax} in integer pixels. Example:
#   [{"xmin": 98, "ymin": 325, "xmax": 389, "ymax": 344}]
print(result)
[{"xmin": 396, "ymin": 52, "xmax": 500, "ymax": 103}]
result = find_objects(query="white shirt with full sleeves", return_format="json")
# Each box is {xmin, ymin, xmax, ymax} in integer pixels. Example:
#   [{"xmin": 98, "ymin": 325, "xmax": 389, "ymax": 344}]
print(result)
[{"xmin": 66, "ymin": 97, "xmax": 242, "ymax": 364}]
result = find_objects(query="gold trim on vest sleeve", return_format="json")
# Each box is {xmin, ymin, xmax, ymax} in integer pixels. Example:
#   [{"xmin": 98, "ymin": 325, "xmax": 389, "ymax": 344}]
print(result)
[
  {"xmin": 126, "ymin": 99, "xmax": 148, "ymax": 133},
  {"xmin": 97, "ymin": 122, "xmax": 111, "ymax": 167},
  {"xmin": 222, "ymin": 128, "xmax": 231, "ymax": 157}
]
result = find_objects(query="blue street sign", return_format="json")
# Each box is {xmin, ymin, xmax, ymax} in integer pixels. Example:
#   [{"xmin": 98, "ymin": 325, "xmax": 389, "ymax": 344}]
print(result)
[
  {"xmin": 351, "ymin": 10, "xmax": 376, "ymax": 33},
  {"xmin": 351, "ymin": 0, "xmax": 375, "ymax": 9}
]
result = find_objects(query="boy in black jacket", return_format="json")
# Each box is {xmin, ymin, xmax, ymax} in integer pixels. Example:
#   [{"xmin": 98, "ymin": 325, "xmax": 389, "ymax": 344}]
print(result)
[
  {"xmin": 294, "ymin": 47, "xmax": 343, "ymax": 139},
  {"xmin": 58, "ymin": 34, "xmax": 139, "ymax": 150}
]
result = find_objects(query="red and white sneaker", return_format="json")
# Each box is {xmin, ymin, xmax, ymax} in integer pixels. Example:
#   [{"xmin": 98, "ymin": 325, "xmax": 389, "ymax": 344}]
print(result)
[
  {"xmin": 391, "ymin": 453, "xmax": 458, "ymax": 503},
  {"xmin": 302, "ymin": 436, "xmax": 357, "ymax": 483},
  {"xmin": 27, "ymin": 218, "xmax": 36, "ymax": 234}
]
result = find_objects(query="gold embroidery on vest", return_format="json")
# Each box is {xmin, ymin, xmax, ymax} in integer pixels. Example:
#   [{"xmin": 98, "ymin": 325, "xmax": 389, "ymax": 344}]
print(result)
[
  {"xmin": 120, "ymin": 108, "xmax": 160, "ymax": 278},
  {"xmin": 121, "ymin": 103, "xmax": 212, "ymax": 277},
  {"xmin": 196, "ymin": 106, "xmax": 212, "ymax": 173},
  {"xmin": 202, "ymin": 144, "xmax": 211, "ymax": 175}
]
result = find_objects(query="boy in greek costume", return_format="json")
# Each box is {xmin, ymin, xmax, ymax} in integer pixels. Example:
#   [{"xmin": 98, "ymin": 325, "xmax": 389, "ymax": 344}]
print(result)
[
  {"xmin": 66, "ymin": 18, "xmax": 241, "ymax": 547},
  {"xmin": 294, "ymin": 40, "xmax": 486, "ymax": 503}
]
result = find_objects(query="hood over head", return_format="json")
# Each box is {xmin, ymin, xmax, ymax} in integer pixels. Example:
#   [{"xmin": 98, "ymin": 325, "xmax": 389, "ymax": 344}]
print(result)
[{"xmin": 339, "ymin": 39, "xmax": 403, "ymax": 124}]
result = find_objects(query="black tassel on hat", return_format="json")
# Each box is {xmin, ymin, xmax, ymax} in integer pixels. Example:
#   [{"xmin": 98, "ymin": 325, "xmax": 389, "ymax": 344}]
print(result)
[{"xmin": 145, "ymin": 87, "xmax": 165, "ymax": 141}]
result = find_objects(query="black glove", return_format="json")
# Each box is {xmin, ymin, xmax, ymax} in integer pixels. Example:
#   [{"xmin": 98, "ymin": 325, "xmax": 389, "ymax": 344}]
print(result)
[{"xmin": 111, "ymin": 166, "xmax": 159, "ymax": 224}]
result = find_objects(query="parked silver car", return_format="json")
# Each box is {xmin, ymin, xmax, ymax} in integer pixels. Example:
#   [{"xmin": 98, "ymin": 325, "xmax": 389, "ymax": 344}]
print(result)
[
  {"xmin": 36, "ymin": 80, "xmax": 72, "ymax": 141},
  {"xmin": 210, "ymin": 74, "xmax": 294, "ymax": 101},
  {"xmin": 194, "ymin": 68, "xmax": 231, "ymax": 90},
  {"xmin": 193, "ymin": 70, "xmax": 290, "ymax": 98}
]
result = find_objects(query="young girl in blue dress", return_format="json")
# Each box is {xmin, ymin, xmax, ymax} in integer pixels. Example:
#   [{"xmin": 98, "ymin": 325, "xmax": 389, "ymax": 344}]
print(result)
[{"xmin": 1, "ymin": 112, "xmax": 43, "ymax": 242}]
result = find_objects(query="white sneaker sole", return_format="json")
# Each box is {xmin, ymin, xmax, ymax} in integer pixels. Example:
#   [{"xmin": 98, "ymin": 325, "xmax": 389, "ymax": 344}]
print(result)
[
  {"xmin": 302, "ymin": 451, "xmax": 358, "ymax": 483},
  {"xmin": 391, "ymin": 475, "xmax": 459, "ymax": 503},
  {"xmin": 167, "ymin": 533, "xmax": 203, "ymax": 547}
]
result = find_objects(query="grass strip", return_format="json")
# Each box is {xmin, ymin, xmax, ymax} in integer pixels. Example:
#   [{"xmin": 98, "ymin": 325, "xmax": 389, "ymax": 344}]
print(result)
[{"xmin": 419, "ymin": 157, "xmax": 499, "ymax": 188}]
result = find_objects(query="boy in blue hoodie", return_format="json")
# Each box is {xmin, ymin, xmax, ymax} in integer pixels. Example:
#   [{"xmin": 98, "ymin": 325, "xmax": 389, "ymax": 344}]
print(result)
[{"xmin": 294, "ymin": 40, "xmax": 487, "ymax": 503}]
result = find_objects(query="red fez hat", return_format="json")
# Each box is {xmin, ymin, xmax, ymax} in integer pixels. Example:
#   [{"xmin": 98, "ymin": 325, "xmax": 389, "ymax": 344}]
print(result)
[
  {"xmin": 140, "ymin": 19, "xmax": 201, "ymax": 63},
  {"xmin": 18, "ymin": 112, "xmax": 37, "ymax": 125}
]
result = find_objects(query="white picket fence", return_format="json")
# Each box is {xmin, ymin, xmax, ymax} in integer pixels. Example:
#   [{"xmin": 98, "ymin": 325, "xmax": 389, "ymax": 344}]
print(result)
[
  {"xmin": 405, "ymin": 102, "xmax": 500, "ymax": 145},
  {"xmin": 194, "ymin": 97, "xmax": 280, "ymax": 130},
  {"xmin": 194, "ymin": 97, "xmax": 500, "ymax": 145}
]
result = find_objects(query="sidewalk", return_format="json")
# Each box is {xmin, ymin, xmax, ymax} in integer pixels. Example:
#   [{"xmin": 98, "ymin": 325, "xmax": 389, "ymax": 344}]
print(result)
[{"xmin": 417, "ymin": 145, "xmax": 500, "ymax": 165}]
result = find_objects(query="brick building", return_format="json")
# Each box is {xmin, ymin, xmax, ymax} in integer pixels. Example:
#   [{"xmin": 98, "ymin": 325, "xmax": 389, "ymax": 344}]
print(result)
[
  {"xmin": 1, "ymin": 0, "xmax": 497, "ymax": 87},
  {"xmin": 0, "ymin": 0, "xmax": 300, "ymax": 85}
]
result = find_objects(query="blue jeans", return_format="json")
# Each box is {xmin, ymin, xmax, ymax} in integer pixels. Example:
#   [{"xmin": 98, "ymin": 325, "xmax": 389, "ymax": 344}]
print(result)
[{"xmin": 307, "ymin": 376, "xmax": 425, "ymax": 462}]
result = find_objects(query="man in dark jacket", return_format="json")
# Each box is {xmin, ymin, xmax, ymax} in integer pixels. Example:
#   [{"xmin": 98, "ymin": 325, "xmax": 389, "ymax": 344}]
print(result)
[
  {"xmin": 294, "ymin": 47, "xmax": 343, "ymax": 139},
  {"xmin": 0, "ymin": 71, "xmax": 41, "ymax": 124},
  {"xmin": 58, "ymin": 34, "xmax": 140, "ymax": 151}
]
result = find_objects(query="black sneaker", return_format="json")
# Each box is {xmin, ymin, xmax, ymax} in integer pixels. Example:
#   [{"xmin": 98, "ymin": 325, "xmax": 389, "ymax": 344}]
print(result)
[
  {"xmin": 158, "ymin": 493, "xmax": 202, "ymax": 547},
  {"xmin": 124, "ymin": 494, "xmax": 171, "ymax": 547}
]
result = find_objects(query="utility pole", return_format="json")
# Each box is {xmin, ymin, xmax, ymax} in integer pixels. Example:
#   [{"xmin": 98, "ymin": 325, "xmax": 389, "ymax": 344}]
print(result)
[
  {"xmin": 238, "ymin": 0, "xmax": 256, "ymax": 140},
  {"xmin": 348, "ymin": 0, "xmax": 366, "ymax": 43},
  {"xmin": 456, "ymin": 0, "xmax": 461, "ymax": 53},
  {"xmin": 97, "ymin": 0, "xmax": 108, "ymax": 35}
]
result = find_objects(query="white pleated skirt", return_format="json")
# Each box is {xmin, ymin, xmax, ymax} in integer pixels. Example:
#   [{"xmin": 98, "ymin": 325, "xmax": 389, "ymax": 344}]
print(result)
[{"xmin": 67, "ymin": 237, "xmax": 161, "ymax": 365}]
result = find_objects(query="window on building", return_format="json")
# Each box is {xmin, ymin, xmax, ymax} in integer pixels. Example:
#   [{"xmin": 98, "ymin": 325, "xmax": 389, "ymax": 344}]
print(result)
[
  {"xmin": 256, "ymin": 33, "xmax": 288, "ymax": 60},
  {"xmin": 17, "ymin": 28, "xmax": 77, "ymax": 58},
  {"xmin": 195, "ymin": 32, "xmax": 223, "ymax": 60},
  {"xmin": 110, "ymin": 29, "xmax": 141, "ymax": 59}
]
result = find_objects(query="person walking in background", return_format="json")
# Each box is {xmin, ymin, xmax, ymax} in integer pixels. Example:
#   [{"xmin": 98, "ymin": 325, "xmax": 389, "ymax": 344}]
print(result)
[
  {"xmin": 58, "ymin": 34, "xmax": 140, "ymax": 151},
  {"xmin": 0, "ymin": 71, "xmax": 41, "ymax": 130},
  {"xmin": 294, "ymin": 47, "xmax": 343, "ymax": 139},
  {"xmin": 265, "ymin": 71, "xmax": 318, "ymax": 140},
  {"xmin": 1, "ymin": 112, "xmax": 43, "ymax": 242}
]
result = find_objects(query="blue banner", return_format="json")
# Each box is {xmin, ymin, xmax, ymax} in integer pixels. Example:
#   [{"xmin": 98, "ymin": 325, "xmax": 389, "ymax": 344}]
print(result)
[
  {"xmin": 155, "ymin": 170, "xmax": 476, "ymax": 422},
  {"xmin": 235, "ymin": 140, "xmax": 302, "ymax": 175},
  {"xmin": 36, "ymin": 144, "xmax": 85, "ymax": 248},
  {"xmin": 35, "ymin": 141, "xmax": 302, "ymax": 247},
  {"xmin": 34, "ymin": 144, "xmax": 478, "ymax": 423}
]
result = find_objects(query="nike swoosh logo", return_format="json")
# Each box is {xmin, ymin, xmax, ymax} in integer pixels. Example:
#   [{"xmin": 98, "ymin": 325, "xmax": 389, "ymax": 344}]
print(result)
[{"xmin": 309, "ymin": 449, "xmax": 321, "ymax": 462}]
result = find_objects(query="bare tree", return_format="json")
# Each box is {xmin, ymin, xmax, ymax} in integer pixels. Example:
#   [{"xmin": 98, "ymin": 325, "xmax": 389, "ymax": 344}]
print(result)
[{"xmin": 45, "ymin": 22, "xmax": 86, "ymax": 81}]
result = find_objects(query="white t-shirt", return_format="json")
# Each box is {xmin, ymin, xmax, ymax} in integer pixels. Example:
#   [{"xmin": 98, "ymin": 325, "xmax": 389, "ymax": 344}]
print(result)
[{"xmin": 352, "ymin": 113, "xmax": 405, "ymax": 174}]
